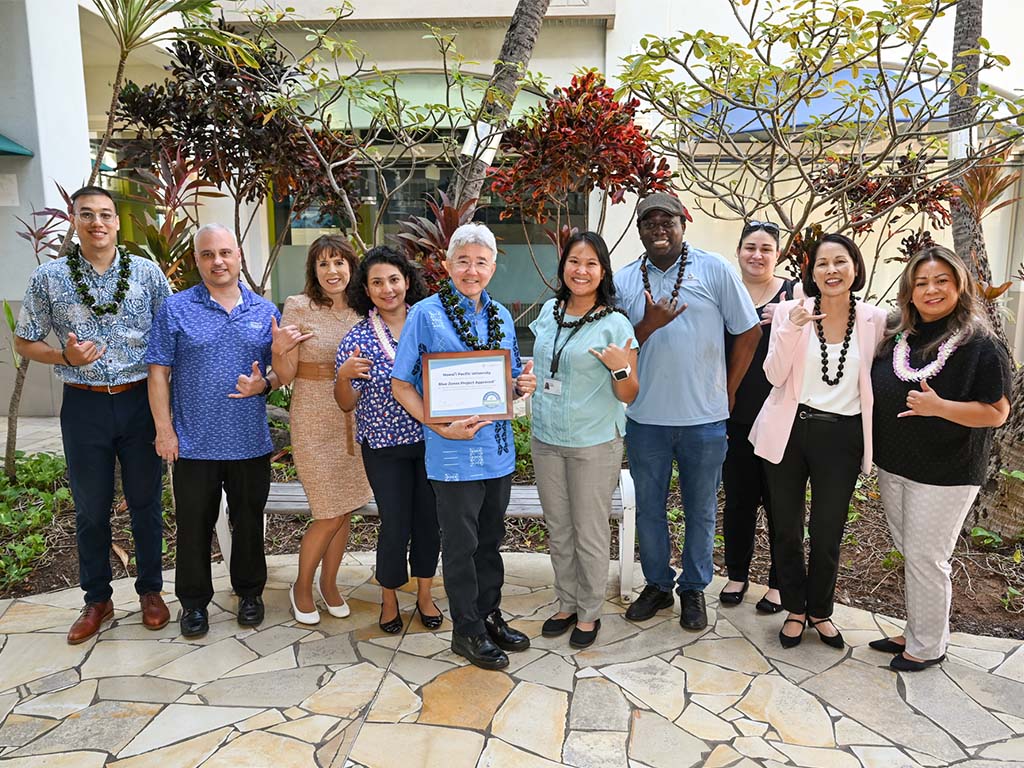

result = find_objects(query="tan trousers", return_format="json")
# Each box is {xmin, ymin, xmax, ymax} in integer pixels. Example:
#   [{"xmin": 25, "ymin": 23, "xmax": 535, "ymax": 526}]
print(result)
[
  {"xmin": 877, "ymin": 468, "xmax": 979, "ymax": 660},
  {"xmin": 533, "ymin": 436, "xmax": 623, "ymax": 622}
]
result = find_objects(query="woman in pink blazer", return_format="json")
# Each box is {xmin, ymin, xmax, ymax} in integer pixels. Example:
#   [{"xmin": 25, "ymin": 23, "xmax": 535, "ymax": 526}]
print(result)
[{"xmin": 749, "ymin": 233, "xmax": 886, "ymax": 650}]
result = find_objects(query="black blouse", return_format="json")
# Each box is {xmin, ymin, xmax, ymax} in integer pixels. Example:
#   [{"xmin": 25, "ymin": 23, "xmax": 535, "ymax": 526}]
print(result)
[
  {"xmin": 871, "ymin": 315, "xmax": 1012, "ymax": 486},
  {"xmin": 727, "ymin": 278, "xmax": 797, "ymax": 425}
]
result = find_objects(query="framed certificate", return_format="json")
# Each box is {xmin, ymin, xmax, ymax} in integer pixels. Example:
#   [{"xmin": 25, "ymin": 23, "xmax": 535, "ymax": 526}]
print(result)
[{"xmin": 421, "ymin": 349, "xmax": 514, "ymax": 424}]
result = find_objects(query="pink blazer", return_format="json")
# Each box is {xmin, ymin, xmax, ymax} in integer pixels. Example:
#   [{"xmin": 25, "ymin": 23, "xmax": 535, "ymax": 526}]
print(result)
[{"xmin": 748, "ymin": 298, "xmax": 888, "ymax": 473}]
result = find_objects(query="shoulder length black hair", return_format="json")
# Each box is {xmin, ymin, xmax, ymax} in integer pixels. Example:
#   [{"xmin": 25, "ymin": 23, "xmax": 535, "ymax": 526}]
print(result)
[
  {"xmin": 347, "ymin": 245, "xmax": 429, "ymax": 317},
  {"xmin": 801, "ymin": 232, "xmax": 867, "ymax": 297},
  {"xmin": 555, "ymin": 231, "xmax": 616, "ymax": 307}
]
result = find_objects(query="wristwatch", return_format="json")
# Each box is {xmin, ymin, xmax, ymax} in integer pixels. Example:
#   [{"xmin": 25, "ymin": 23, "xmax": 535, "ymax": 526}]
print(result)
[{"xmin": 611, "ymin": 364, "xmax": 632, "ymax": 381}]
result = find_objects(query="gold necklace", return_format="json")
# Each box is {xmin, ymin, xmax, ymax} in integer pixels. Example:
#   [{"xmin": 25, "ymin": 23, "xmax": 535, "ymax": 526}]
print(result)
[{"xmin": 747, "ymin": 277, "xmax": 780, "ymax": 307}]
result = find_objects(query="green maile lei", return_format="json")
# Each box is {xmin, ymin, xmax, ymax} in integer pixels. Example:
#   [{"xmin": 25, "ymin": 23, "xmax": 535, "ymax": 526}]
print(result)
[
  {"xmin": 438, "ymin": 279, "xmax": 505, "ymax": 350},
  {"xmin": 66, "ymin": 245, "xmax": 132, "ymax": 317}
]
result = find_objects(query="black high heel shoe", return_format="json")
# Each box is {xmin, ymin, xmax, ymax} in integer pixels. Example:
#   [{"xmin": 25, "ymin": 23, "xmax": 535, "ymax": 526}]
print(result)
[
  {"xmin": 778, "ymin": 617, "xmax": 805, "ymax": 649},
  {"xmin": 808, "ymin": 617, "xmax": 845, "ymax": 649},
  {"xmin": 379, "ymin": 608, "xmax": 403, "ymax": 634},
  {"xmin": 417, "ymin": 602, "xmax": 444, "ymax": 630}
]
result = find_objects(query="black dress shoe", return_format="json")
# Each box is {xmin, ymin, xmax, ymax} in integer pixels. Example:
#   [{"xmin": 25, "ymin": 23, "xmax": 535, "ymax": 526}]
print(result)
[
  {"xmin": 625, "ymin": 585, "xmax": 674, "ymax": 622},
  {"xmin": 179, "ymin": 606, "xmax": 209, "ymax": 638},
  {"xmin": 679, "ymin": 590, "xmax": 708, "ymax": 630},
  {"xmin": 237, "ymin": 595, "xmax": 264, "ymax": 627},
  {"xmin": 451, "ymin": 631, "xmax": 509, "ymax": 670},
  {"xmin": 869, "ymin": 637, "xmax": 906, "ymax": 654},
  {"xmin": 808, "ymin": 617, "xmax": 844, "ymax": 649},
  {"xmin": 542, "ymin": 613, "xmax": 578, "ymax": 637},
  {"xmin": 755, "ymin": 595, "xmax": 783, "ymax": 614},
  {"xmin": 890, "ymin": 652, "xmax": 945, "ymax": 672},
  {"xmin": 417, "ymin": 603, "xmax": 443, "ymax": 630},
  {"xmin": 779, "ymin": 617, "xmax": 805, "ymax": 648},
  {"xmin": 484, "ymin": 610, "xmax": 530, "ymax": 652},
  {"xmin": 718, "ymin": 581, "xmax": 748, "ymax": 605},
  {"xmin": 569, "ymin": 619, "xmax": 601, "ymax": 649}
]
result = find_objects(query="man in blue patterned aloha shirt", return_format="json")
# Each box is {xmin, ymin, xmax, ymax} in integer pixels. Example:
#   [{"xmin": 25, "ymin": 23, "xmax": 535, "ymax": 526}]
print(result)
[
  {"xmin": 146, "ymin": 223, "xmax": 282, "ymax": 639},
  {"xmin": 15, "ymin": 185, "xmax": 173, "ymax": 644}
]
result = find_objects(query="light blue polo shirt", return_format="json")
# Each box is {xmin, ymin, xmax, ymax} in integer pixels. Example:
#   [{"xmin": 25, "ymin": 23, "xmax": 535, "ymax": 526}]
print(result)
[
  {"xmin": 613, "ymin": 246, "xmax": 758, "ymax": 426},
  {"xmin": 391, "ymin": 287, "xmax": 523, "ymax": 482},
  {"xmin": 146, "ymin": 282, "xmax": 280, "ymax": 460}
]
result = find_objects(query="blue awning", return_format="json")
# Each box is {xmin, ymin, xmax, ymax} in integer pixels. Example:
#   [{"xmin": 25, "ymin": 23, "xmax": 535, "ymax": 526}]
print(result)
[{"xmin": 0, "ymin": 133, "xmax": 33, "ymax": 157}]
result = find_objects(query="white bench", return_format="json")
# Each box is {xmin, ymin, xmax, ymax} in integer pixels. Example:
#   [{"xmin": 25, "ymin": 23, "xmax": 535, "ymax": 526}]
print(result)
[{"xmin": 215, "ymin": 469, "xmax": 638, "ymax": 602}]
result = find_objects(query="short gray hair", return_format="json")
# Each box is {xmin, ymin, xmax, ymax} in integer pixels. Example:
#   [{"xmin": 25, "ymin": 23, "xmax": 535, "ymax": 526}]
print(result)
[
  {"xmin": 193, "ymin": 223, "xmax": 237, "ymax": 252},
  {"xmin": 446, "ymin": 223, "xmax": 497, "ymax": 262}
]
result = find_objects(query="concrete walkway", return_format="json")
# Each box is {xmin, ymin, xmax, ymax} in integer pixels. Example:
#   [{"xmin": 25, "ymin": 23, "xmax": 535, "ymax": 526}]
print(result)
[
  {"xmin": 0, "ymin": 552, "xmax": 1022, "ymax": 767},
  {"xmin": 1, "ymin": 416, "xmax": 64, "ymax": 455}
]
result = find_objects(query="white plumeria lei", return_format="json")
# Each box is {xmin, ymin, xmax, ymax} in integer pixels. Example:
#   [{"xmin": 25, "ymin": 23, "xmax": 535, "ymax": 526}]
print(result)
[
  {"xmin": 892, "ymin": 328, "xmax": 963, "ymax": 382},
  {"xmin": 369, "ymin": 307, "xmax": 400, "ymax": 362}
]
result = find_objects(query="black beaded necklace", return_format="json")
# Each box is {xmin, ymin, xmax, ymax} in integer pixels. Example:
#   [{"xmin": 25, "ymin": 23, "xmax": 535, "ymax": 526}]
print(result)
[
  {"xmin": 552, "ymin": 301, "xmax": 626, "ymax": 328},
  {"xmin": 438, "ymin": 279, "xmax": 505, "ymax": 351},
  {"xmin": 814, "ymin": 293, "xmax": 857, "ymax": 386},
  {"xmin": 67, "ymin": 245, "xmax": 132, "ymax": 317},
  {"xmin": 640, "ymin": 244, "xmax": 689, "ymax": 303}
]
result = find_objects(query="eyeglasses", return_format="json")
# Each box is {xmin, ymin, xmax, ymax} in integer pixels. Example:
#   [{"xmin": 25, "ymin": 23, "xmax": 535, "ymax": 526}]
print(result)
[
  {"xmin": 75, "ymin": 211, "xmax": 117, "ymax": 223},
  {"xmin": 743, "ymin": 220, "xmax": 780, "ymax": 235}
]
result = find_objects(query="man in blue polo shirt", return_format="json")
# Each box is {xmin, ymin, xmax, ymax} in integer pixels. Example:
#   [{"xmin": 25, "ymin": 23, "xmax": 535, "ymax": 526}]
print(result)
[
  {"xmin": 392, "ymin": 223, "xmax": 537, "ymax": 670},
  {"xmin": 146, "ymin": 223, "xmax": 282, "ymax": 638},
  {"xmin": 615, "ymin": 193, "xmax": 761, "ymax": 631}
]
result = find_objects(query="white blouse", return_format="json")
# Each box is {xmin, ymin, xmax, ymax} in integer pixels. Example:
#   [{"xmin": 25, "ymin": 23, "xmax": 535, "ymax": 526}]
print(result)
[{"xmin": 799, "ymin": 324, "xmax": 861, "ymax": 416}]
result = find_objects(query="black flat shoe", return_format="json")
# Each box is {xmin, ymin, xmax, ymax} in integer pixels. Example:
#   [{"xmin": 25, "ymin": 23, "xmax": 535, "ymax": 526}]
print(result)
[
  {"xmin": 869, "ymin": 637, "xmax": 906, "ymax": 654},
  {"xmin": 451, "ymin": 631, "xmax": 508, "ymax": 670},
  {"xmin": 569, "ymin": 619, "xmax": 601, "ymax": 649},
  {"xmin": 379, "ymin": 609, "xmax": 403, "ymax": 634},
  {"xmin": 779, "ymin": 617, "xmax": 805, "ymax": 649},
  {"xmin": 890, "ymin": 653, "xmax": 945, "ymax": 672},
  {"xmin": 808, "ymin": 617, "xmax": 844, "ymax": 649},
  {"xmin": 755, "ymin": 596, "xmax": 783, "ymax": 614},
  {"xmin": 718, "ymin": 581, "xmax": 749, "ymax": 605},
  {"xmin": 484, "ymin": 610, "xmax": 530, "ymax": 652},
  {"xmin": 542, "ymin": 613, "xmax": 578, "ymax": 637},
  {"xmin": 237, "ymin": 595, "xmax": 264, "ymax": 627},
  {"xmin": 417, "ymin": 603, "xmax": 443, "ymax": 630},
  {"xmin": 179, "ymin": 606, "xmax": 209, "ymax": 638}
]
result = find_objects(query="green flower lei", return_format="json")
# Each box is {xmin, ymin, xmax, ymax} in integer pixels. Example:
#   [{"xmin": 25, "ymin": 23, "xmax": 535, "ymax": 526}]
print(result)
[
  {"xmin": 67, "ymin": 245, "xmax": 132, "ymax": 317},
  {"xmin": 438, "ymin": 279, "xmax": 505, "ymax": 350}
]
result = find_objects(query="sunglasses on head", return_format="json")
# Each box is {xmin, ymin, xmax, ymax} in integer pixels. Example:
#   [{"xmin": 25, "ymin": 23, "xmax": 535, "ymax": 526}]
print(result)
[{"xmin": 743, "ymin": 220, "xmax": 781, "ymax": 235}]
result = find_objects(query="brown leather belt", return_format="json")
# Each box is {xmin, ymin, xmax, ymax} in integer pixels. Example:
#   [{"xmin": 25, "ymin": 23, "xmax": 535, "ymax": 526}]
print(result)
[
  {"xmin": 65, "ymin": 379, "xmax": 146, "ymax": 395},
  {"xmin": 295, "ymin": 362, "xmax": 336, "ymax": 381}
]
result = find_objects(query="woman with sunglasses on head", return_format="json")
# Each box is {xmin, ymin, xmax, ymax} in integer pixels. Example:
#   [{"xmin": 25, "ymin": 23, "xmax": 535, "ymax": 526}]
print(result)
[
  {"xmin": 531, "ymin": 231, "xmax": 638, "ymax": 649},
  {"xmin": 749, "ymin": 233, "xmax": 886, "ymax": 649},
  {"xmin": 869, "ymin": 246, "xmax": 1011, "ymax": 672},
  {"xmin": 334, "ymin": 246, "xmax": 443, "ymax": 635},
  {"xmin": 720, "ymin": 221, "xmax": 800, "ymax": 613}
]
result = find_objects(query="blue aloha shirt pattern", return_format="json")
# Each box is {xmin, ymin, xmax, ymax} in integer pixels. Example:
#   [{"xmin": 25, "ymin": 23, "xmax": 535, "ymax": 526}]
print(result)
[
  {"xmin": 336, "ymin": 317, "xmax": 424, "ymax": 450},
  {"xmin": 15, "ymin": 246, "xmax": 172, "ymax": 385},
  {"xmin": 145, "ymin": 282, "xmax": 280, "ymax": 461}
]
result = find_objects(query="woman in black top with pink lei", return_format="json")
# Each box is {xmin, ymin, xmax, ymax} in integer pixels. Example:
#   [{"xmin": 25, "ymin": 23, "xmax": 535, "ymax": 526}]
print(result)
[{"xmin": 870, "ymin": 246, "xmax": 1011, "ymax": 672}]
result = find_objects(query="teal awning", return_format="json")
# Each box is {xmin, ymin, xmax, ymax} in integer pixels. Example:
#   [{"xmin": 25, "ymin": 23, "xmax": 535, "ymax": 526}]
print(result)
[{"xmin": 0, "ymin": 133, "xmax": 33, "ymax": 157}]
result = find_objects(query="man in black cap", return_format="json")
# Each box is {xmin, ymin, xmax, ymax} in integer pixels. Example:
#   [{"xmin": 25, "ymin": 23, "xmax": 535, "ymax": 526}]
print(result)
[{"xmin": 614, "ymin": 192, "xmax": 761, "ymax": 630}]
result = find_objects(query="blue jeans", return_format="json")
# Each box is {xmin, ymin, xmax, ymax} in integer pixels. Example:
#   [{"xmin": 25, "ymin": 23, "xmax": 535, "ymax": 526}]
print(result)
[
  {"xmin": 625, "ymin": 418, "xmax": 727, "ymax": 593},
  {"xmin": 61, "ymin": 384, "xmax": 164, "ymax": 604}
]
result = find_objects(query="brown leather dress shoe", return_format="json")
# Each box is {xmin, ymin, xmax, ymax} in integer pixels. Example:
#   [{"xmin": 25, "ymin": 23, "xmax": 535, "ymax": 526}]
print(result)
[
  {"xmin": 140, "ymin": 592, "xmax": 170, "ymax": 630},
  {"xmin": 67, "ymin": 600, "xmax": 114, "ymax": 644}
]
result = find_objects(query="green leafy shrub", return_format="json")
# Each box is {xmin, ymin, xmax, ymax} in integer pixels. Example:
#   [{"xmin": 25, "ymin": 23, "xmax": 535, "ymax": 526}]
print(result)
[{"xmin": 511, "ymin": 416, "xmax": 533, "ymax": 479}]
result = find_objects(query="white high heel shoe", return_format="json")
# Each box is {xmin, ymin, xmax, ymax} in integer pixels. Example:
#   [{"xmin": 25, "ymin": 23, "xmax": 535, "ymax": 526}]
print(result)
[
  {"xmin": 289, "ymin": 584, "xmax": 321, "ymax": 625},
  {"xmin": 316, "ymin": 583, "xmax": 351, "ymax": 618}
]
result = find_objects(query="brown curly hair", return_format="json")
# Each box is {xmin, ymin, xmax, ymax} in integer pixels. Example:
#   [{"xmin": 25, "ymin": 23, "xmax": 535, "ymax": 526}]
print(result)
[{"xmin": 304, "ymin": 235, "xmax": 359, "ymax": 309}]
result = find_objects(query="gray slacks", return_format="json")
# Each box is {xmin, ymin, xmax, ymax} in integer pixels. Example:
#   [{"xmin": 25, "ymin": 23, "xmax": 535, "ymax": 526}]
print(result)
[
  {"xmin": 877, "ymin": 468, "xmax": 980, "ymax": 660},
  {"xmin": 533, "ymin": 436, "xmax": 623, "ymax": 622}
]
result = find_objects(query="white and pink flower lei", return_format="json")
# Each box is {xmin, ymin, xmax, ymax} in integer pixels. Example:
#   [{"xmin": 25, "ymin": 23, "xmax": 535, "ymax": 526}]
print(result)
[{"xmin": 892, "ymin": 328, "xmax": 963, "ymax": 382}]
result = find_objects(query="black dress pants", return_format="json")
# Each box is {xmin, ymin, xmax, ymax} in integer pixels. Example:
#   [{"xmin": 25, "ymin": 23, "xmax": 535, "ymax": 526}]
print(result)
[
  {"xmin": 172, "ymin": 454, "xmax": 271, "ymax": 609},
  {"xmin": 361, "ymin": 441, "xmax": 440, "ymax": 589},
  {"xmin": 430, "ymin": 474, "xmax": 512, "ymax": 636},
  {"xmin": 722, "ymin": 419, "xmax": 778, "ymax": 588},
  {"xmin": 765, "ymin": 409, "xmax": 862, "ymax": 617}
]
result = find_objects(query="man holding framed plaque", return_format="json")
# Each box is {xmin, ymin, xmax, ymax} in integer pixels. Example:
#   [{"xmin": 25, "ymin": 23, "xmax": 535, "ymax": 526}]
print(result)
[{"xmin": 392, "ymin": 223, "xmax": 537, "ymax": 670}]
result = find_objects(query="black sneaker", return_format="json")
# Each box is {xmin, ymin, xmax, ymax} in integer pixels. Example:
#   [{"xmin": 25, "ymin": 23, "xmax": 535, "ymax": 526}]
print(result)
[
  {"xmin": 679, "ymin": 589, "xmax": 708, "ymax": 630},
  {"xmin": 237, "ymin": 595, "xmax": 265, "ymax": 627},
  {"xmin": 179, "ymin": 606, "xmax": 209, "ymax": 638},
  {"xmin": 451, "ymin": 631, "xmax": 509, "ymax": 670},
  {"xmin": 624, "ymin": 585, "xmax": 675, "ymax": 622},
  {"xmin": 484, "ymin": 610, "xmax": 531, "ymax": 652}
]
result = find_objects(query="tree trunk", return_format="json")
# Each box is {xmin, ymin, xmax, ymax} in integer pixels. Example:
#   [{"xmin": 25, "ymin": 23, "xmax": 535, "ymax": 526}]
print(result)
[
  {"xmin": 453, "ymin": 0, "xmax": 551, "ymax": 211},
  {"xmin": 4, "ymin": 357, "xmax": 30, "ymax": 481},
  {"xmin": 972, "ymin": 365, "xmax": 1024, "ymax": 536}
]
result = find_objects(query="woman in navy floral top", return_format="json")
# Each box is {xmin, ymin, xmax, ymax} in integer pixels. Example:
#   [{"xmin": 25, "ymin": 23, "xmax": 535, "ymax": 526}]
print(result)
[{"xmin": 335, "ymin": 246, "xmax": 443, "ymax": 633}]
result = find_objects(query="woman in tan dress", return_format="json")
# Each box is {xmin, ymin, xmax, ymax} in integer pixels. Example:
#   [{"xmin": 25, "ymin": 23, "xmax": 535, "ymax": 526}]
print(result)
[{"xmin": 272, "ymin": 235, "xmax": 372, "ymax": 625}]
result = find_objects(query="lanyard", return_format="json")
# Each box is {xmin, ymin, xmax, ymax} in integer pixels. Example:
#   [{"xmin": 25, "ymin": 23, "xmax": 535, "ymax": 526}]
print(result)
[{"xmin": 549, "ymin": 304, "xmax": 598, "ymax": 377}]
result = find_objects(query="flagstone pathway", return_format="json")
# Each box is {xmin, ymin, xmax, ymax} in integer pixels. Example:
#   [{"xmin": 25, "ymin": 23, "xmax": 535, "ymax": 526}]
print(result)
[{"xmin": 0, "ymin": 552, "xmax": 1022, "ymax": 767}]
